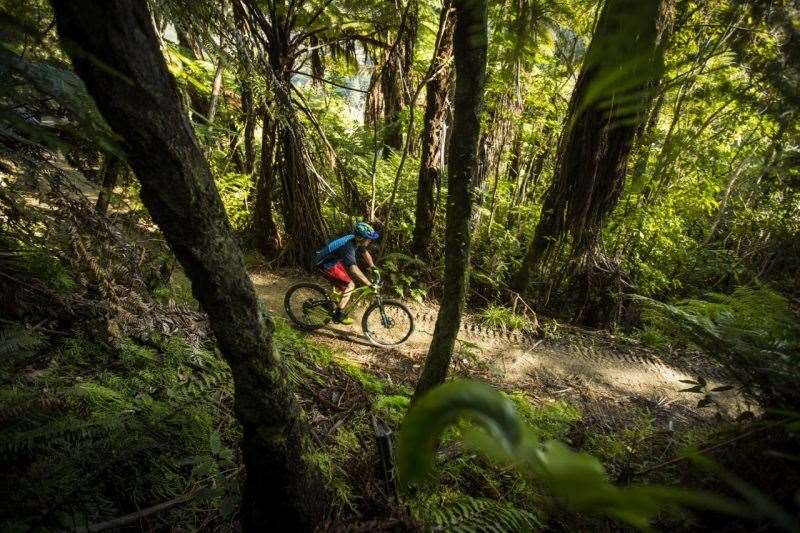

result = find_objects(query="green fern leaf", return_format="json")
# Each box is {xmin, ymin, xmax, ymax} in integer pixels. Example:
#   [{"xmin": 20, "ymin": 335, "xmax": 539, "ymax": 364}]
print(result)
[
  {"xmin": 419, "ymin": 496, "xmax": 542, "ymax": 532},
  {"xmin": 0, "ymin": 325, "xmax": 46, "ymax": 357}
]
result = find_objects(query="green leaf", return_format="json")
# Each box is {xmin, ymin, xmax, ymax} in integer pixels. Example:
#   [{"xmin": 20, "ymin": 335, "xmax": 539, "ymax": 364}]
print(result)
[
  {"xmin": 396, "ymin": 380, "xmax": 523, "ymax": 489},
  {"xmin": 396, "ymin": 380, "xmax": 747, "ymax": 531}
]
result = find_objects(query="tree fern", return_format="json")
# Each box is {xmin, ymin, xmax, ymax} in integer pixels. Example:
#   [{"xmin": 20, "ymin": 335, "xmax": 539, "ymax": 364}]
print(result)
[{"xmin": 417, "ymin": 496, "xmax": 542, "ymax": 532}]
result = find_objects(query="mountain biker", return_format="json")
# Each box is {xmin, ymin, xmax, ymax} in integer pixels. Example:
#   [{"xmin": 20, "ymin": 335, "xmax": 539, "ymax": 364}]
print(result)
[{"xmin": 313, "ymin": 221, "xmax": 379, "ymax": 325}]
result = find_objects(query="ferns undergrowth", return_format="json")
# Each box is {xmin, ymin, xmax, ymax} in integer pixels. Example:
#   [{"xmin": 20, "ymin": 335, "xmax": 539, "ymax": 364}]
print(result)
[
  {"xmin": 0, "ymin": 329, "xmax": 240, "ymax": 531},
  {"xmin": 637, "ymin": 285, "xmax": 800, "ymax": 409}
]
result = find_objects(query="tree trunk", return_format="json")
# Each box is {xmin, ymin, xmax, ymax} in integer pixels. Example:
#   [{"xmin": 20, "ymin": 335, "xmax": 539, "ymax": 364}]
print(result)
[
  {"xmin": 95, "ymin": 155, "xmax": 126, "ymax": 215},
  {"xmin": 49, "ymin": 2, "xmax": 317, "ymax": 530},
  {"xmin": 381, "ymin": 53, "xmax": 405, "ymax": 154},
  {"xmin": 175, "ymin": 24, "xmax": 203, "ymax": 59},
  {"xmin": 506, "ymin": 124, "xmax": 523, "ymax": 185},
  {"xmin": 254, "ymin": 108, "xmax": 282, "ymax": 258},
  {"xmin": 525, "ymin": 127, "xmax": 553, "ymax": 204},
  {"xmin": 470, "ymin": 104, "xmax": 511, "ymax": 229},
  {"xmin": 511, "ymin": 0, "xmax": 674, "ymax": 295},
  {"xmin": 272, "ymin": 75, "xmax": 328, "ymax": 265},
  {"xmin": 364, "ymin": 69, "xmax": 384, "ymax": 128},
  {"xmin": 241, "ymin": 83, "xmax": 257, "ymax": 174},
  {"xmin": 175, "ymin": 24, "xmax": 209, "ymax": 121},
  {"xmin": 380, "ymin": 0, "xmax": 418, "ymax": 156},
  {"xmin": 411, "ymin": 1, "xmax": 454, "ymax": 259},
  {"xmin": 413, "ymin": 0, "xmax": 488, "ymax": 401},
  {"xmin": 257, "ymin": 10, "xmax": 328, "ymax": 266},
  {"xmin": 207, "ymin": 54, "xmax": 225, "ymax": 123}
]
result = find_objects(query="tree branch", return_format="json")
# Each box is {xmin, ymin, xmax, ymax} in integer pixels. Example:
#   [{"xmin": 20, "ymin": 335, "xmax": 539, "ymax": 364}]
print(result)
[
  {"xmin": 290, "ymin": 70, "xmax": 367, "ymax": 93},
  {"xmin": 74, "ymin": 492, "xmax": 197, "ymax": 532}
]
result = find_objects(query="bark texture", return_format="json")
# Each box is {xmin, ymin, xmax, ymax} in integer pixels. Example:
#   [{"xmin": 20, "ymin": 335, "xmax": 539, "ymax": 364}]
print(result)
[
  {"xmin": 246, "ymin": 0, "xmax": 328, "ymax": 265},
  {"xmin": 411, "ymin": 1, "xmax": 455, "ymax": 258},
  {"xmin": 414, "ymin": 0, "xmax": 488, "ymax": 400},
  {"xmin": 49, "ymin": 2, "xmax": 315, "ymax": 529},
  {"xmin": 95, "ymin": 155, "xmax": 126, "ymax": 215},
  {"xmin": 381, "ymin": 53, "xmax": 406, "ymax": 153},
  {"xmin": 511, "ymin": 0, "xmax": 674, "ymax": 294},
  {"xmin": 241, "ymin": 82, "xmax": 257, "ymax": 174},
  {"xmin": 254, "ymin": 108, "xmax": 282, "ymax": 258}
]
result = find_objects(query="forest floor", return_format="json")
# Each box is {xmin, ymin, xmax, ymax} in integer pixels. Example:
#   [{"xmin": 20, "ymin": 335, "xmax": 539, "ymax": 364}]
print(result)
[{"xmin": 250, "ymin": 268, "xmax": 748, "ymax": 432}]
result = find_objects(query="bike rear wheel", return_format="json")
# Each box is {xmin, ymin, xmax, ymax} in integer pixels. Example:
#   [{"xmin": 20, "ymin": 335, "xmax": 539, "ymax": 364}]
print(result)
[
  {"xmin": 284, "ymin": 283, "xmax": 333, "ymax": 330},
  {"xmin": 362, "ymin": 299, "xmax": 415, "ymax": 347}
]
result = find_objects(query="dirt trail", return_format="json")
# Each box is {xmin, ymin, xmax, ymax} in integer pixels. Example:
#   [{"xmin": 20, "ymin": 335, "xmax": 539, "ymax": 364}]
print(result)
[{"xmin": 251, "ymin": 270, "xmax": 742, "ymax": 414}]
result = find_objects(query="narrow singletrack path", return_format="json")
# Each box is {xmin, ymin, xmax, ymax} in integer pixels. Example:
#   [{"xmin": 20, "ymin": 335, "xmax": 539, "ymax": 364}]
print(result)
[{"xmin": 251, "ymin": 270, "xmax": 743, "ymax": 416}]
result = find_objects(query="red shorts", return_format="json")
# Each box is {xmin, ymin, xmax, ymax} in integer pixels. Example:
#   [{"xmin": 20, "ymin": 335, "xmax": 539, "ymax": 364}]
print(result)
[{"xmin": 320, "ymin": 262, "xmax": 352, "ymax": 291}]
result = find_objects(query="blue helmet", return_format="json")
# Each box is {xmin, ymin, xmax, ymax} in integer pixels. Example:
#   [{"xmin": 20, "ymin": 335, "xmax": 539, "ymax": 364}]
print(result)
[{"xmin": 354, "ymin": 221, "xmax": 379, "ymax": 240}]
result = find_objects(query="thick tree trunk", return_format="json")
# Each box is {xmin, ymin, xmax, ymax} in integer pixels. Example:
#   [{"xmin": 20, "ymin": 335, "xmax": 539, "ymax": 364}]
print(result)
[
  {"xmin": 511, "ymin": 0, "xmax": 674, "ymax": 295},
  {"xmin": 273, "ymin": 87, "xmax": 328, "ymax": 264},
  {"xmin": 49, "ymin": 2, "xmax": 316, "ymax": 530},
  {"xmin": 411, "ymin": 1, "xmax": 454, "ymax": 258},
  {"xmin": 364, "ymin": 69, "xmax": 384, "ymax": 128},
  {"xmin": 381, "ymin": 55, "xmax": 405, "ymax": 154},
  {"xmin": 254, "ymin": 109, "xmax": 282, "ymax": 258},
  {"xmin": 95, "ymin": 155, "xmax": 126, "ymax": 215},
  {"xmin": 381, "ymin": 1, "xmax": 418, "ymax": 156},
  {"xmin": 260, "ymin": 14, "xmax": 328, "ymax": 266},
  {"xmin": 413, "ymin": 0, "xmax": 488, "ymax": 401}
]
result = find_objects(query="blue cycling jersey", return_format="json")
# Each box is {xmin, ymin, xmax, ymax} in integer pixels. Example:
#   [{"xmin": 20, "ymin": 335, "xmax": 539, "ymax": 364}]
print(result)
[{"xmin": 313, "ymin": 234, "xmax": 361, "ymax": 269}]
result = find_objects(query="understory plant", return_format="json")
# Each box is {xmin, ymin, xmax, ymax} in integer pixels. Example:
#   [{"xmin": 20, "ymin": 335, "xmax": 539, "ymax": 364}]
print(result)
[
  {"xmin": 397, "ymin": 380, "xmax": 798, "ymax": 531},
  {"xmin": 635, "ymin": 285, "xmax": 800, "ymax": 409}
]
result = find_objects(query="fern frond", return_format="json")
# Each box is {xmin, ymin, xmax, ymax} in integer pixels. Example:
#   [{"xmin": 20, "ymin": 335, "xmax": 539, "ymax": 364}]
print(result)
[
  {"xmin": 418, "ymin": 496, "xmax": 542, "ymax": 532},
  {"xmin": 382, "ymin": 252, "xmax": 427, "ymax": 268},
  {"xmin": 0, "ymin": 325, "xmax": 46, "ymax": 357},
  {"xmin": 0, "ymin": 413, "xmax": 129, "ymax": 455}
]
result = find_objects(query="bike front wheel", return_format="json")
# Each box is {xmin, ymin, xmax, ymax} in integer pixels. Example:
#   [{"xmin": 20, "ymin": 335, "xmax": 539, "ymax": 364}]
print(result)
[
  {"xmin": 362, "ymin": 299, "xmax": 415, "ymax": 347},
  {"xmin": 284, "ymin": 283, "xmax": 333, "ymax": 330}
]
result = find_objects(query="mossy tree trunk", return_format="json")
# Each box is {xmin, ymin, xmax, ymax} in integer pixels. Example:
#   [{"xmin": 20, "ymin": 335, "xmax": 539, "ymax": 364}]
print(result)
[
  {"xmin": 411, "ymin": 1, "xmax": 455, "ymax": 259},
  {"xmin": 511, "ymin": 0, "xmax": 674, "ymax": 297},
  {"xmin": 49, "ymin": 1, "xmax": 317, "ymax": 529},
  {"xmin": 381, "ymin": 53, "xmax": 406, "ymax": 153},
  {"xmin": 413, "ymin": 0, "xmax": 488, "ymax": 401}
]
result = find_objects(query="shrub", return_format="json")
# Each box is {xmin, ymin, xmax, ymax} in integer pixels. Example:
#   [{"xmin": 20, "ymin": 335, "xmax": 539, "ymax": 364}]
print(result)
[{"xmin": 477, "ymin": 305, "xmax": 535, "ymax": 331}]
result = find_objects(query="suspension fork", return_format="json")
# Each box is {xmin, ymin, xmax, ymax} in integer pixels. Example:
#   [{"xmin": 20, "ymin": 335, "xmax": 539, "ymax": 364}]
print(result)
[{"xmin": 375, "ymin": 295, "xmax": 392, "ymax": 327}]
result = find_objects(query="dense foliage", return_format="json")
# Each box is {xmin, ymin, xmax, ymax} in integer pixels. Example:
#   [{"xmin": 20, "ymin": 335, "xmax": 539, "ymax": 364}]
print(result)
[{"xmin": 1, "ymin": 0, "xmax": 799, "ymax": 530}]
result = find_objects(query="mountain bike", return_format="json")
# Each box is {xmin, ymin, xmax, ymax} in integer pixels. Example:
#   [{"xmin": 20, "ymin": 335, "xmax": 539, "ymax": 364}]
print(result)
[{"xmin": 283, "ymin": 270, "xmax": 415, "ymax": 347}]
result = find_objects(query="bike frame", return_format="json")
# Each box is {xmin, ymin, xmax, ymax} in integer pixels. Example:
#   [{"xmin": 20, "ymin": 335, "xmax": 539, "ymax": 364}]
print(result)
[{"xmin": 330, "ymin": 273, "xmax": 392, "ymax": 328}]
